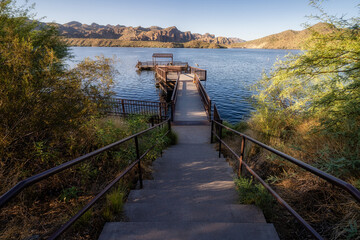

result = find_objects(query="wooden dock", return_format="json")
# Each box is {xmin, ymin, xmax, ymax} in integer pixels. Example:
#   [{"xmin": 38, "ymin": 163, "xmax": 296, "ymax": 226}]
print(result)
[
  {"xmin": 136, "ymin": 61, "xmax": 188, "ymax": 71},
  {"xmin": 136, "ymin": 53, "xmax": 188, "ymax": 71}
]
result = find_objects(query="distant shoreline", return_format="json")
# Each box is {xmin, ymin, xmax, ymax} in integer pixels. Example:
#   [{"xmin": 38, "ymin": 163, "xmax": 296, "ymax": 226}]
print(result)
[
  {"xmin": 63, "ymin": 38, "xmax": 300, "ymax": 50},
  {"xmin": 63, "ymin": 38, "xmax": 228, "ymax": 49}
]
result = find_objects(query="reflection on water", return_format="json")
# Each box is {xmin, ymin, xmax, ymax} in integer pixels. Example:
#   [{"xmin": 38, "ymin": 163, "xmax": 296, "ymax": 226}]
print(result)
[{"xmin": 69, "ymin": 47, "xmax": 298, "ymax": 123}]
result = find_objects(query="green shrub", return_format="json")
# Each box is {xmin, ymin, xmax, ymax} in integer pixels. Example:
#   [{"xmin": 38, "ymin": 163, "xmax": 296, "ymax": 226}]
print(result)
[
  {"xmin": 235, "ymin": 177, "xmax": 275, "ymax": 217},
  {"xmin": 59, "ymin": 186, "xmax": 79, "ymax": 202},
  {"xmin": 103, "ymin": 187, "xmax": 124, "ymax": 221},
  {"xmin": 74, "ymin": 209, "xmax": 93, "ymax": 229},
  {"xmin": 344, "ymin": 220, "xmax": 358, "ymax": 240}
]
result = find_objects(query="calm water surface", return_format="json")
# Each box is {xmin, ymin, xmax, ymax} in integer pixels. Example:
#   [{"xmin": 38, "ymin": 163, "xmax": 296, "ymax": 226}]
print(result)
[{"xmin": 69, "ymin": 47, "xmax": 298, "ymax": 123}]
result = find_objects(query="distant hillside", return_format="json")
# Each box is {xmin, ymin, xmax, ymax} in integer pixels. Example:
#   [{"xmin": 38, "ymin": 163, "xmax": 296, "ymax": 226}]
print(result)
[
  {"xmin": 50, "ymin": 21, "xmax": 244, "ymax": 47},
  {"xmin": 232, "ymin": 23, "xmax": 335, "ymax": 49},
  {"xmin": 51, "ymin": 21, "xmax": 335, "ymax": 49},
  {"xmin": 63, "ymin": 38, "xmax": 227, "ymax": 49}
]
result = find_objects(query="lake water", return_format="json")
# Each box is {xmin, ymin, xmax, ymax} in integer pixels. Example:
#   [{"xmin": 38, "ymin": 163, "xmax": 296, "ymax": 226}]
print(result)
[{"xmin": 69, "ymin": 47, "xmax": 298, "ymax": 123}]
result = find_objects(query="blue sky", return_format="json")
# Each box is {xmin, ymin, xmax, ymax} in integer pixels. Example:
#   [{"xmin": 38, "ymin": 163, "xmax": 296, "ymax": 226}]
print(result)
[{"xmin": 23, "ymin": 0, "xmax": 359, "ymax": 40}]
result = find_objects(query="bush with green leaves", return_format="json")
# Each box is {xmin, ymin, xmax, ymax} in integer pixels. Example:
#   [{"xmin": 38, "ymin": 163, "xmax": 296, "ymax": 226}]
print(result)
[
  {"xmin": 235, "ymin": 177, "xmax": 274, "ymax": 217},
  {"xmin": 247, "ymin": 1, "xmax": 360, "ymax": 238},
  {"xmin": 250, "ymin": 1, "xmax": 360, "ymax": 179},
  {"xmin": 0, "ymin": 0, "xmax": 117, "ymax": 191}
]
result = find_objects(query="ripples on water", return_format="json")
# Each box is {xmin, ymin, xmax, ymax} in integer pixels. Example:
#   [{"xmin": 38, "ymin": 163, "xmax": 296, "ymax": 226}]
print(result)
[{"xmin": 69, "ymin": 47, "xmax": 298, "ymax": 123}]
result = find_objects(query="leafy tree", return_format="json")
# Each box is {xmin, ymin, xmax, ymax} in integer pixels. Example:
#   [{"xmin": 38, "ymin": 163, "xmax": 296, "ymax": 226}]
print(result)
[
  {"xmin": 250, "ymin": 0, "xmax": 360, "ymax": 176},
  {"xmin": 248, "ymin": 3, "xmax": 360, "ymax": 238},
  {"xmin": 0, "ymin": 0, "xmax": 116, "ymax": 184}
]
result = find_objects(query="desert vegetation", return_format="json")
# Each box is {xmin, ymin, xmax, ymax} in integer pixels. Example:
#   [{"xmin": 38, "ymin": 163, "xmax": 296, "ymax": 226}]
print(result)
[
  {"xmin": 0, "ymin": 1, "xmax": 174, "ymax": 239},
  {"xmin": 225, "ymin": 1, "xmax": 360, "ymax": 239}
]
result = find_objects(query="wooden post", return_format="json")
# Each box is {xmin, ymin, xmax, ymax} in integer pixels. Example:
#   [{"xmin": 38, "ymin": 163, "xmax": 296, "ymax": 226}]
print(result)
[
  {"xmin": 134, "ymin": 136, "xmax": 143, "ymax": 189},
  {"xmin": 239, "ymin": 136, "xmax": 246, "ymax": 177}
]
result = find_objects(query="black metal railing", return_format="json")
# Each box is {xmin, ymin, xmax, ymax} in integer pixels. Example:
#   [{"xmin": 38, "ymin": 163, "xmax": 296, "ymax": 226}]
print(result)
[
  {"xmin": 0, "ymin": 119, "xmax": 172, "ymax": 239},
  {"xmin": 105, "ymin": 98, "xmax": 169, "ymax": 122},
  {"xmin": 211, "ymin": 112, "xmax": 360, "ymax": 240}
]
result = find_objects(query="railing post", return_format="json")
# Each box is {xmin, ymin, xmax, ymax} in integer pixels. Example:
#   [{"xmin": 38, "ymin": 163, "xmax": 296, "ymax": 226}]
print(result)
[
  {"xmin": 150, "ymin": 117, "xmax": 154, "ymax": 127},
  {"xmin": 121, "ymin": 99, "xmax": 126, "ymax": 117},
  {"xmin": 171, "ymin": 101, "xmax": 174, "ymax": 121},
  {"xmin": 134, "ymin": 136, "xmax": 143, "ymax": 189},
  {"xmin": 218, "ymin": 120, "xmax": 223, "ymax": 158},
  {"xmin": 210, "ymin": 120, "xmax": 214, "ymax": 144},
  {"xmin": 209, "ymin": 100, "xmax": 212, "ymax": 121},
  {"xmin": 239, "ymin": 136, "xmax": 246, "ymax": 177},
  {"xmin": 159, "ymin": 102, "xmax": 162, "ymax": 121},
  {"xmin": 168, "ymin": 118, "xmax": 172, "ymax": 132}
]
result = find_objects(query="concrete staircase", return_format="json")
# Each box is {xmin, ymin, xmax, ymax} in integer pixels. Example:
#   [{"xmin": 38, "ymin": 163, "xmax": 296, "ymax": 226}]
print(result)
[{"xmin": 98, "ymin": 125, "xmax": 279, "ymax": 240}]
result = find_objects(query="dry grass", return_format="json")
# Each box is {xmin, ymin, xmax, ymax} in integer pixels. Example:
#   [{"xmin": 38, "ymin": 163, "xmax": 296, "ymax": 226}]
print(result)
[
  {"xmin": 219, "ymin": 121, "xmax": 360, "ymax": 240},
  {"xmin": 0, "ymin": 116, "xmax": 171, "ymax": 240}
]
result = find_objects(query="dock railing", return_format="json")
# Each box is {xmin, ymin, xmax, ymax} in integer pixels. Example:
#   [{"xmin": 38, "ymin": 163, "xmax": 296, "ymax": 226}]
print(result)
[
  {"xmin": 211, "ymin": 107, "xmax": 360, "ymax": 240},
  {"xmin": 137, "ymin": 61, "xmax": 188, "ymax": 69},
  {"xmin": 155, "ymin": 66, "xmax": 168, "ymax": 82},
  {"xmin": 170, "ymin": 74, "xmax": 180, "ymax": 121},
  {"xmin": 155, "ymin": 65, "xmax": 186, "ymax": 83},
  {"xmin": 0, "ymin": 119, "xmax": 172, "ymax": 239},
  {"xmin": 190, "ymin": 67, "xmax": 207, "ymax": 81},
  {"xmin": 193, "ymin": 73, "xmax": 211, "ymax": 120},
  {"xmin": 105, "ymin": 98, "xmax": 169, "ymax": 123}
]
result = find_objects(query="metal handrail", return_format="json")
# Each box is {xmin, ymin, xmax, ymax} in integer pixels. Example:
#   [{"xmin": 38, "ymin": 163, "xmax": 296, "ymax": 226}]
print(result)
[
  {"xmin": 108, "ymin": 97, "xmax": 165, "ymax": 105},
  {"xmin": 212, "ymin": 119, "xmax": 360, "ymax": 240},
  {"xmin": 48, "ymin": 127, "xmax": 171, "ymax": 240},
  {"xmin": 106, "ymin": 97, "xmax": 168, "ymax": 121},
  {"xmin": 0, "ymin": 119, "xmax": 171, "ymax": 208},
  {"xmin": 213, "ymin": 120, "xmax": 360, "ymax": 202}
]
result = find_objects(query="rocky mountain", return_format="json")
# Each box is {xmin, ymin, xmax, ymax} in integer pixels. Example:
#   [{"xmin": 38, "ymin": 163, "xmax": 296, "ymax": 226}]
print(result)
[
  {"xmin": 51, "ymin": 21, "xmax": 245, "ymax": 45},
  {"xmin": 231, "ymin": 23, "xmax": 334, "ymax": 49}
]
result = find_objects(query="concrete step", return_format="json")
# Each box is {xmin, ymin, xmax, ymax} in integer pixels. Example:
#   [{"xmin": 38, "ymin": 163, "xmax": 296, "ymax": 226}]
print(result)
[
  {"xmin": 152, "ymin": 156, "xmax": 229, "ymax": 168},
  {"xmin": 99, "ymin": 222, "xmax": 280, "ymax": 240},
  {"xmin": 127, "ymin": 188, "xmax": 237, "ymax": 204},
  {"xmin": 159, "ymin": 144, "xmax": 222, "ymax": 160},
  {"xmin": 151, "ymin": 168, "xmax": 234, "ymax": 181},
  {"xmin": 124, "ymin": 203, "xmax": 266, "ymax": 223},
  {"xmin": 172, "ymin": 125, "xmax": 211, "ymax": 144},
  {"xmin": 151, "ymin": 160, "xmax": 232, "ymax": 177},
  {"xmin": 141, "ymin": 179, "xmax": 235, "ymax": 191}
]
